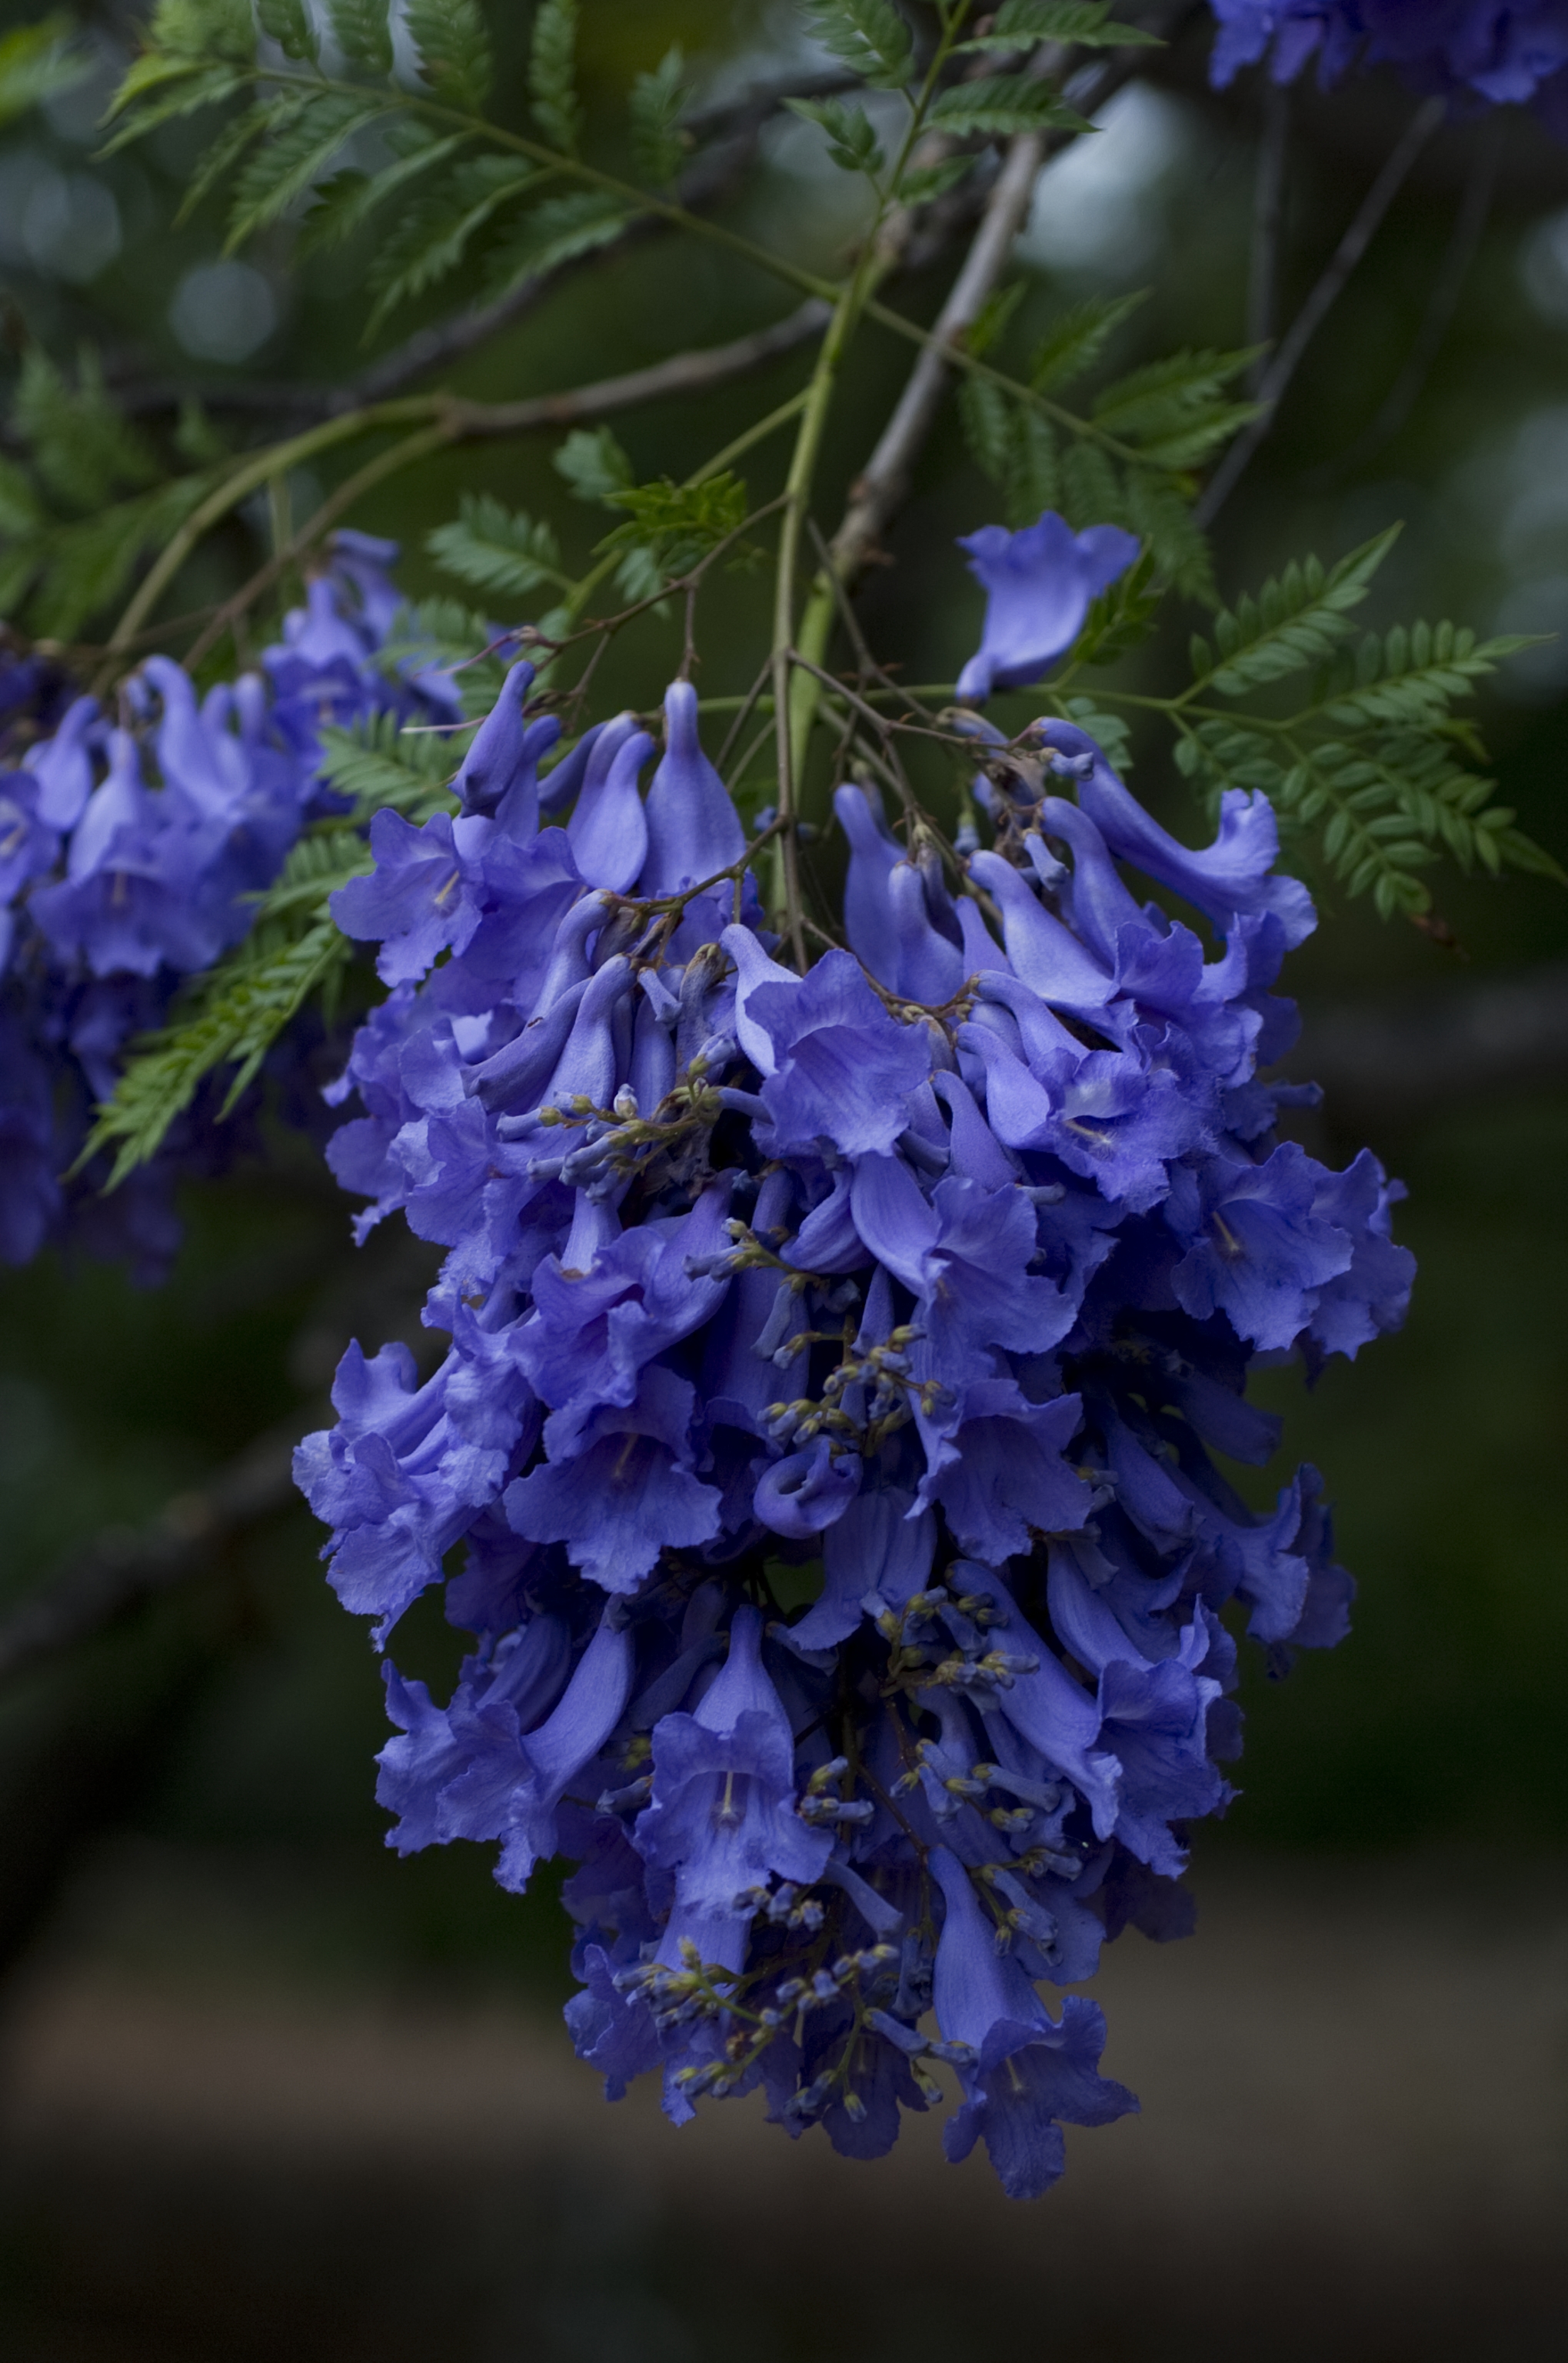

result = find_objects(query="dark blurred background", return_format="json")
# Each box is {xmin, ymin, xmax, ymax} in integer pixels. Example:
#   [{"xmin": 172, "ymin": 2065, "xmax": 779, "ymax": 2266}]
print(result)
[{"xmin": 0, "ymin": 3, "xmax": 1564, "ymax": 2356}]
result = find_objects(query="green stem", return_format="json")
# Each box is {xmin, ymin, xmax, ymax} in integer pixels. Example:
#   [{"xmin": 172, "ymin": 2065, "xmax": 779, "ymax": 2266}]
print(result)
[
  {"xmin": 106, "ymin": 396, "xmax": 445, "ymax": 653},
  {"xmin": 691, "ymin": 387, "xmax": 812, "ymax": 486},
  {"xmin": 770, "ymin": 267, "xmax": 886, "ymax": 965},
  {"xmin": 181, "ymin": 422, "xmax": 454, "ymax": 672}
]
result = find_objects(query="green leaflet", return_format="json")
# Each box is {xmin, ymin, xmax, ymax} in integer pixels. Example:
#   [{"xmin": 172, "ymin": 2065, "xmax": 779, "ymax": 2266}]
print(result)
[
  {"xmin": 296, "ymin": 132, "xmax": 470, "ymax": 258},
  {"xmin": 82, "ymin": 906, "xmax": 357, "ymax": 1185},
  {"xmin": 178, "ymin": 100, "xmax": 278, "ymax": 228},
  {"xmin": 1058, "ymin": 437, "xmax": 1123, "ymax": 531},
  {"xmin": 13, "ymin": 472, "xmax": 221, "ymax": 642},
  {"xmin": 316, "ymin": 710, "xmax": 462, "ymax": 820},
  {"xmin": 529, "ymin": 0, "xmax": 581, "ymax": 153},
  {"xmin": 804, "ymin": 0, "xmax": 913, "ymax": 90},
  {"xmin": 1028, "ymin": 291, "xmax": 1147, "ymax": 393},
  {"xmin": 629, "ymin": 45, "xmax": 689, "ymax": 189},
  {"xmin": 955, "ymin": 285, "xmax": 1227, "ymax": 597},
  {"xmin": 785, "ymin": 96, "xmax": 885, "ymax": 179},
  {"xmin": 1124, "ymin": 470, "xmax": 1213, "ymax": 604},
  {"xmin": 1310, "ymin": 622, "xmax": 1540, "ymax": 728},
  {"xmin": 146, "ymin": 1, "xmax": 255, "ymax": 62},
  {"xmin": 256, "ymin": 0, "xmax": 318, "ymax": 62},
  {"xmin": 364, "ymin": 155, "xmax": 542, "ymax": 333},
  {"xmin": 227, "ymin": 90, "xmax": 394, "ymax": 247},
  {"xmin": 958, "ymin": 379, "xmax": 1061, "ymax": 527},
  {"xmin": 0, "ymin": 454, "xmax": 45, "ymax": 538},
  {"xmin": 1070, "ymin": 551, "xmax": 1162, "ymax": 669},
  {"xmin": 960, "ymin": 2, "xmax": 1163, "ymax": 50},
  {"xmin": 406, "ymin": 0, "xmax": 494, "ymax": 113},
  {"xmin": 897, "ymin": 155, "xmax": 977, "ymax": 207},
  {"xmin": 428, "ymin": 495, "xmax": 571, "ymax": 600},
  {"xmin": 927, "ymin": 76, "xmax": 1095, "ymax": 137},
  {"xmin": 1170, "ymin": 545, "xmax": 1565, "ymax": 915},
  {"xmin": 482, "ymin": 188, "xmax": 631, "ymax": 302},
  {"xmin": 328, "ymin": 0, "xmax": 394, "ymax": 75},
  {"xmin": 554, "ymin": 425, "xmax": 634, "ymax": 505},
  {"xmin": 1091, "ymin": 347, "xmax": 1259, "ymax": 450},
  {"xmin": 596, "ymin": 472, "xmax": 750, "ymax": 590},
  {"xmin": 12, "ymin": 348, "xmax": 160, "ymax": 516},
  {"xmin": 100, "ymin": 61, "xmax": 251, "ymax": 152},
  {"xmin": 1194, "ymin": 530, "xmax": 1399, "ymax": 695}
]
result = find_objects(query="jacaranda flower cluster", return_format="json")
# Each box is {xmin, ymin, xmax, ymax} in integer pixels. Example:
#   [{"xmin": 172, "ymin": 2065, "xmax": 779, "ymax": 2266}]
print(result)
[
  {"xmin": 298, "ymin": 513, "xmax": 1414, "ymax": 2198},
  {"xmin": 1208, "ymin": 0, "xmax": 1568, "ymax": 130},
  {"xmin": 0, "ymin": 534, "xmax": 451, "ymax": 1276}
]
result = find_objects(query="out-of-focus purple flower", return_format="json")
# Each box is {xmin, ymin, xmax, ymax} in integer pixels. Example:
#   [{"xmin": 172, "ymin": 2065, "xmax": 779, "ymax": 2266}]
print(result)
[
  {"xmin": 1207, "ymin": 2, "xmax": 1568, "ymax": 131},
  {"xmin": 0, "ymin": 771, "xmax": 57, "ymax": 908},
  {"xmin": 956, "ymin": 512, "xmax": 1140, "ymax": 703}
]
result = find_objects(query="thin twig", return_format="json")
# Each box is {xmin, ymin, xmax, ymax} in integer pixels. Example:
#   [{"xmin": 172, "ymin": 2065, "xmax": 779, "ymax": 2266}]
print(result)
[
  {"xmin": 716, "ymin": 653, "xmax": 776, "ymax": 772},
  {"xmin": 1196, "ymin": 95, "xmax": 1446, "ymax": 528},
  {"xmin": 821, "ymin": 17, "xmax": 1168, "ymax": 594},
  {"xmin": 1311, "ymin": 118, "xmax": 1500, "ymax": 484},
  {"xmin": 447, "ymin": 302, "xmax": 830, "ymax": 437},
  {"xmin": 98, "ymin": 307, "xmax": 827, "ymax": 673},
  {"xmin": 182, "ymin": 422, "xmax": 450, "ymax": 670},
  {"xmin": 1247, "ymin": 81, "xmax": 1290, "ymax": 399},
  {"xmin": 831, "ymin": 123, "xmax": 1049, "ymax": 585},
  {"xmin": 0, "ymin": 1429, "xmax": 301, "ymax": 1688}
]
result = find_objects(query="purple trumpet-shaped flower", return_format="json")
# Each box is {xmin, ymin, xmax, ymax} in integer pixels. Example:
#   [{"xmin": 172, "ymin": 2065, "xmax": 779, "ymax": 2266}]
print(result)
[
  {"xmin": 636, "ymin": 1607, "xmax": 832, "ymax": 1974},
  {"xmin": 1164, "ymin": 1142, "xmax": 1357, "ymax": 1351},
  {"xmin": 1037, "ymin": 719, "xmax": 1317, "ymax": 949},
  {"xmin": 375, "ymin": 1611, "xmax": 574, "ymax": 1852},
  {"xmin": 504, "ymin": 1365, "xmax": 723, "ymax": 1593},
  {"xmin": 641, "ymin": 682, "xmax": 746, "ymax": 895},
  {"xmin": 849, "ymin": 1152, "xmax": 1075, "ymax": 1388},
  {"xmin": 451, "ymin": 658, "xmax": 551, "ymax": 818},
  {"xmin": 31, "ymin": 731, "xmax": 214, "ymax": 978},
  {"xmin": 568, "ymin": 718, "xmax": 652, "ymax": 893},
  {"xmin": 754, "ymin": 1435, "xmax": 862, "ymax": 1538},
  {"xmin": 788, "ymin": 1487, "xmax": 936, "ymax": 1649},
  {"xmin": 915, "ymin": 1381, "xmax": 1095, "ymax": 1563},
  {"xmin": 956, "ymin": 512, "xmax": 1140, "ymax": 703},
  {"xmin": 28, "ymin": 695, "xmax": 98, "ymax": 830},
  {"xmin": 727, "ymin": 935, "xmax": 934, "ymax": 1159},
  {"xmin": 1047, "ymin": 1546, "xmax": 1231, "ymax": 1875},
  {"xmin": 295, "ymin": 1332, "xmax": 538, "ymax": 1642},
  {"xmin": 332, "ymin": 808, "xmax": 499, "ymax": 985},
  {"xmin": 930, "ymin": 1848, "xmax": 1137, "ymax": 2199}
]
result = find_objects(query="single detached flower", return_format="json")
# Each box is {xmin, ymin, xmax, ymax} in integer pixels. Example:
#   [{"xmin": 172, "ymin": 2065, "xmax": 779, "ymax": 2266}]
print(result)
[{"xmin": 955, "ymin": 512, "xmax": 1140, "ymax": 702}]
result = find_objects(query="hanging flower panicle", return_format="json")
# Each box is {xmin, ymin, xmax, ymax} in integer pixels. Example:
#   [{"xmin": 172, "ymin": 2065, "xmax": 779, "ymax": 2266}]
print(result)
[{"xmin": 295, "ymin": 517, "xmax": 1413, "ymax": 2199}]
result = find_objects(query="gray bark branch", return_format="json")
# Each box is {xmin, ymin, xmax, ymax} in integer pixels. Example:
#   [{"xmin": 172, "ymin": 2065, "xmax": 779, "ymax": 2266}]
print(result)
[{"xmin": 1197, "ymin": 95, "xmax": 1446, "ymax": 528}]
